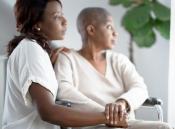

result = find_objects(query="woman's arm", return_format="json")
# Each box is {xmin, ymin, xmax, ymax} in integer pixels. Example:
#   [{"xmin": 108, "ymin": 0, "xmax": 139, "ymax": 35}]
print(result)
[
  {"xmin": 29, "ymin": 82, "xmax": 106, "ymax": 127},
  {"xmin": 112, "ymin": 53, "xmax": 149, "ymax": 111}
]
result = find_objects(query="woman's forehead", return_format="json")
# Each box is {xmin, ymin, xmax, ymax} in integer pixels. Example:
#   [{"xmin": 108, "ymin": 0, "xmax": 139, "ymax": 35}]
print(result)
[
  {"xmin": 44, "ymin": 1, "xmax": 62, "ymax": 16},
  {"xmin": 106, "ymin": 16, "xmax": 114, "ymax": 22}
]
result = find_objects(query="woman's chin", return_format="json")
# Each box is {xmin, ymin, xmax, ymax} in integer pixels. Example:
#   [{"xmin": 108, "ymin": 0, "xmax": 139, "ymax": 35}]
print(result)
[
  {"xmin": 103, "ymin": 47, "xmax": 113, "ymax": 51},
  {"xmin": 106, "ymin": 47, "xmax": 113, "ymax": 50},
  {"xmin": 59, "ymin": 37, "xmax": 64, "ymax": 40},
  {"xmin": 106, "ymin": 45, "xmax": 115, "ymax": 50},
  {"xmin": 54, "ymin": 36, "xmax": 65, "ymax": 40}
]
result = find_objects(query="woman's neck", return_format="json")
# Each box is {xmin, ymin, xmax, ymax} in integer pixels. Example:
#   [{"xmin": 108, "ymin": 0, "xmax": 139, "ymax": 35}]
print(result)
[{"xmin": 79, "ymin": 41, "xmax": 106, "ymax": 61}]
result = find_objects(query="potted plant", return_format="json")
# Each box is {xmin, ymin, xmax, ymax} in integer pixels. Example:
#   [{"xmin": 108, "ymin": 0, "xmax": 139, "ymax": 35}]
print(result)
[{"xmin": 109, "ymin": 0, "xmax": 170, "ymax": 63}]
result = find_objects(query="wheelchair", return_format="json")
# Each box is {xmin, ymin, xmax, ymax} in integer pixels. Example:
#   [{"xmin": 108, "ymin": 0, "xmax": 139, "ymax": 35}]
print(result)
[{"xmin": 56, "ymin": 97, "xmax": 163, "ymax": 129}]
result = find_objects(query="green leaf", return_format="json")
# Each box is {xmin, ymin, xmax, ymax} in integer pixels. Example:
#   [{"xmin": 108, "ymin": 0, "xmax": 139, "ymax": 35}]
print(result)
[
  {"xmin": 143, "ymin": 0, "xmax": 152, "ymax": 5},
  {"xmin": 122, "ymin": 5, "xmax": 150, "ymax": 31},
  {"xmin": 123, "ymin": 1, "xmax": 132, "ymax": 7},
  {"xmin": 131, "ymin": 23, "xmax": 153, "ymax": 37},
  {"xmin": 133, "ymin": 30, "xmax": 156, "ymax": 47},
  {"xmin": 152, "ymin": 1, "xmax": 170, "ymax": 21},
  {"xmin": 109, "ymin": 0, "xmax": 132, "ymax": 7},
  {"xmin": 155, "ymin": 20, "xmax": 170, "ymax": 39},
  {"xmin": 109, "ymin": 0, "xmax": 124, "ymax": 5}
]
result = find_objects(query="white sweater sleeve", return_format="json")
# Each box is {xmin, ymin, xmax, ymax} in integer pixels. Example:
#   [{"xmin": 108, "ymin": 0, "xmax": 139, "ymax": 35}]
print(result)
[
  {"xmin": 112, "ymin": 53, "xmax": 149, "ymax": 111},
  {"xmin": 54, "ymin": 52, "xmax": 104, "ymax": 112}
]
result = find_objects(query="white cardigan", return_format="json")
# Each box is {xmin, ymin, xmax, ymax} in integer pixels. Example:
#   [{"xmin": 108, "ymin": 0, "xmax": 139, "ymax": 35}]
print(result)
[{"xmin": 54, "ymin": 50, "xmax": 148, "ymax": 119}]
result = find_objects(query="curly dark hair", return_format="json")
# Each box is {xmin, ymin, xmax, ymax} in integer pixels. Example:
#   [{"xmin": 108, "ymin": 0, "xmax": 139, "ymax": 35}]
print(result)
[{"xmin": 7, "ymin": 0, "xmax": 62, "ymax": 56}]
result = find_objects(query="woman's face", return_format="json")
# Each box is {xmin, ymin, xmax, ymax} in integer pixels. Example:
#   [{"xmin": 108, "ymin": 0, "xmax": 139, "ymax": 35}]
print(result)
[
  {"xmin": 92, "ymin": 16, "xmax": 117, "ymax": 50},
  {"xmin": 39, "ymin": 1, "xmax": 67, "ymax": 40}
]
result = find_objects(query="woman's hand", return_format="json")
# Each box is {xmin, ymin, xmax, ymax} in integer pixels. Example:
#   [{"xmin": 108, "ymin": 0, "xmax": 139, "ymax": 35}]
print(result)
[
  {"xmin": 105, "ymin": 100, "xmax": 129, "ymax": 128},
  {"xmin": 50, "ymin": 47, "xmax": 69, "ymax": 66}
]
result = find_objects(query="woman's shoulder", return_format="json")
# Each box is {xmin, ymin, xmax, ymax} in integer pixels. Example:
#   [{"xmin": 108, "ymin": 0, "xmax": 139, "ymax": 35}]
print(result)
[
  {"xmin": 107, "ymin": 50, "xmax": 129, "ymax": 61},
  {"xmin": 17, "ymin": 38, "xmax": 47, "ymax": 56},
  {"xmin": 107, "ymin": 50, "xmax": 133, "ymax": 68},
  {"xmin": 59, "ymin": 49, "xmax": 78, "ymax": 58},
  {"xmin": 9, "ymin": 38, "xmax": 48, "ymax": 61},
  {"xmin": 58, "ymin": 49, "xmax": 83, "ymax": 64},
  {"xmin": 19, "ymin": 38, "xmax": 44, "ymax": 50}
]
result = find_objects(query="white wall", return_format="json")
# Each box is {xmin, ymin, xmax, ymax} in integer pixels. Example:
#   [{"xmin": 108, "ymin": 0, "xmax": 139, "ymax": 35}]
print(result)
[
  {"xmin": 0, "ymin": 0, "xmax": 171, "ymax": 122},
  {"xmin": 168, "ymin": 0, "xmax": 175, "ymax": 126},
  {"xmin": 0, "ymin": 0, "xmax": 16, "ymax": 55},
  {"xmin": 0, "ymin": 56, "xmax": 7, "ymax": 128},
  {"xmin": 0, "ymin": 1, "xmax": 15, "ymax": 127}
]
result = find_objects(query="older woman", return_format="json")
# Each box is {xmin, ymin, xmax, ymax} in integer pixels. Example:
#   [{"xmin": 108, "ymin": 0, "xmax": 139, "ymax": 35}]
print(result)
[{"xmin": 55, "ymin": 7, "xmax": 172, "ymax": 129}]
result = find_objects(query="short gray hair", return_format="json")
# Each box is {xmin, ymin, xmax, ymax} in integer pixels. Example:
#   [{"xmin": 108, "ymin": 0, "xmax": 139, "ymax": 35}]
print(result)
[{"xmin": 76, "ymin": 7, "xmax": 111, "ymax": 42}]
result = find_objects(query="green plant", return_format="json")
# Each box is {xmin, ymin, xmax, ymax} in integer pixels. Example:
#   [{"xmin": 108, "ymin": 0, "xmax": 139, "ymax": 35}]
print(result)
[{"xmin": 109, "ymin": 0, "xmax": 170, "ymax": 62}]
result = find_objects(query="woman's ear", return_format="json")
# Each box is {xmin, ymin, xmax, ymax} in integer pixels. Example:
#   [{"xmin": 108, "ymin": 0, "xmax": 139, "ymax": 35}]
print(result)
[
  {"xmin": 86, "ymin": 25, "xmax": 95, "ymax": 36},
  {"xmin": 33, "ymin": 22, "xmax": 42, "ymax": 31}
]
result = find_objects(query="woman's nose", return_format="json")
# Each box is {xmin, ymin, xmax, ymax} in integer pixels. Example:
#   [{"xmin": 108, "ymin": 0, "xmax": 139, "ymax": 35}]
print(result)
[
  {"xmin": 113, "ymin": 31, "xmax": 118, "ymax": 38},
  {"xmin": 62, "ymin": 16, "xmax": 67, "ymax": 26}
]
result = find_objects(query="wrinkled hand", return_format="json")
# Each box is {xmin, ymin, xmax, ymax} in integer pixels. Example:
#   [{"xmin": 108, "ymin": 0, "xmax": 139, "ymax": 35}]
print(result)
[
  {"xmin": 105, "ymin": 100, "xmax": 129, "ymax": 128},
  {"xmin": 50, "ymin": 47, "xmax": 70, "ymax": 65}
]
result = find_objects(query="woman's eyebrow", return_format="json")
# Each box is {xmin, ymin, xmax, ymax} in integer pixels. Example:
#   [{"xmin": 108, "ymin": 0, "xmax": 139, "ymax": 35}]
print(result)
[
  {"xmin": 44, "ymin": 10, "xmax": 61, "ymax": 16},
  {"xmin": 50, "ymin": 11, "xmax": 62, "ymax": 15}
]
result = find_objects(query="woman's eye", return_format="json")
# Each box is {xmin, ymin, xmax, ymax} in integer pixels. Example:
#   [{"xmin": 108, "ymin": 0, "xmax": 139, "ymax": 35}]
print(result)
[
  {"xmin": 54, "ymin": 15, "xmax": 60, "ymax": 19},
  {"xmin": 54, "ymin": 14, "xmax": 62, "ymax": 19},
  {"xmin": 107, "ymin": 25, "xmax": 112, "ymax": 30},
  {"xmin": 53, "ymin": 12, "xmax": 64, "ymax": 20}
]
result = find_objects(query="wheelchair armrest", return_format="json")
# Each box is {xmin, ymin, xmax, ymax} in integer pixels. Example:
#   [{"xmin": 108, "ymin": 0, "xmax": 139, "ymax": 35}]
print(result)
[
  {"xmin": 142, "ymin": 97, "xmax": 163, "ymax": 106},
  {"xmin": 142, "ymin": 97, "xmax": 164, "ymax": 121},
  {"xmin": 55, "ymin": 100, "xmax": 72, "ymax": 107}
]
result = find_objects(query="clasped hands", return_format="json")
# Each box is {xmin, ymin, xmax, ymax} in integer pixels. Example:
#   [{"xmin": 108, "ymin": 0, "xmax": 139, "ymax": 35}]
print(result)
[{"xmin": 105, "ymin": 99, "xmax": 129, "ymax": 128}]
